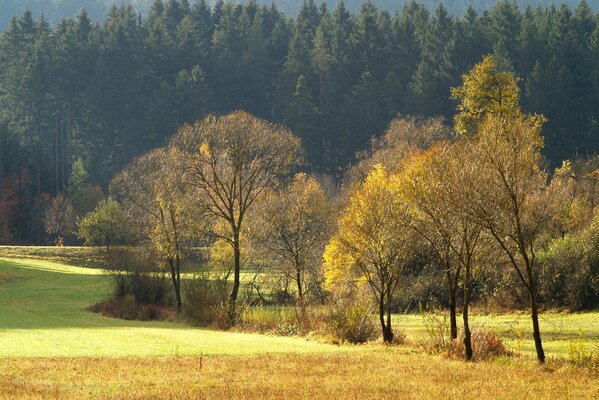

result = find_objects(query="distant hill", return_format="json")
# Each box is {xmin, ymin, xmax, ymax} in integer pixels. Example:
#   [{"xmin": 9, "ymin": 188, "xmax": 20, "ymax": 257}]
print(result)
[{"xmin": 1, "ymin": 0, "xmax": 597, "ymax": 30}]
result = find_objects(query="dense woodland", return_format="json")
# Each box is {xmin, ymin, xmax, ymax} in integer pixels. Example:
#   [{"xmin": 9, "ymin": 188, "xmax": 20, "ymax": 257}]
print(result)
[
  {"xmin": 3, "ymin": 0, "xmax": 599, "ymax": 30},
  {"xmin": 2, "ymin": 0, "xmax": 599, "ymax": 245}
]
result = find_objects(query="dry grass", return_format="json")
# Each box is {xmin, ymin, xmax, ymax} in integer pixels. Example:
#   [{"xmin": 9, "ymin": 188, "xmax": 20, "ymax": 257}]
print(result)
[{"xmin": 1, "ymin": 351, "xmax": 598, "ymax": 399}]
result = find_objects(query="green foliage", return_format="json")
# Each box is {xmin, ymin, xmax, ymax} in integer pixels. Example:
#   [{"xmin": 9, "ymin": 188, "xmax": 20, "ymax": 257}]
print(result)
[
  {"xmin": 77, "ymin": 198, "xmax": 130, "ymax": 249},
  {"xmin": 2, "ymin": 1, "xmax": 599, "ymax": 244},
  {"xmin": 540, "ymin": 216, "xmax": 599, "ymax": 310}
]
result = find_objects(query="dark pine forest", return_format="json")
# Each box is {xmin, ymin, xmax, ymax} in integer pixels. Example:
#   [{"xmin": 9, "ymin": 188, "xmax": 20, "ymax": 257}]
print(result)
[{"xmin": 1, "ymin": 0, "xmax": 599, "ymax": 243}]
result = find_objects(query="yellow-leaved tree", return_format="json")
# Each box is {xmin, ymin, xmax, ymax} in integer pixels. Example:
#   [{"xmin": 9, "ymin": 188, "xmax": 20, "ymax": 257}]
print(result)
[
  {"xmin": 453, "ymin": 55, "xmax": 550, "ymax": 363},
  {"xmin": 451, "ymin": 54, "xmax": 521, "ymax": 136},
  {"xmin": 324, "ymin": 165, "xmax": 413, "ymax": 343}
]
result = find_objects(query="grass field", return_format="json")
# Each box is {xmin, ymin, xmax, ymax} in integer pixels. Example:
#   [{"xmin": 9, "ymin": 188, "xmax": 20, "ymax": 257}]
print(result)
[
  {"xmin": 1, "ymin": 252, "xmax": 599, "ymax": 399},
  {"xmin": 0, "ymin": 257, "xmax": 342, "ymax": 357}
]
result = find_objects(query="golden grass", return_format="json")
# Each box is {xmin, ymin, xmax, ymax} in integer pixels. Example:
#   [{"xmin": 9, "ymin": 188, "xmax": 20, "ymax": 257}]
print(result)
[{"xmin": 1, "ymin": 351, "xmax": 597, "ymax": 399}]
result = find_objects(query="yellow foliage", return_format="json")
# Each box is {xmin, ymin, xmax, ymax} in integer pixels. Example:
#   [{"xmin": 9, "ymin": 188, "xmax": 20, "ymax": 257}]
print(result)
[
  {"xmin": 451, "ymin": 55, "xmax": 521, "ymax": 135},
  {"xmin": 323, "ymin": 164, "xmax": 411, "ymax": 297}
]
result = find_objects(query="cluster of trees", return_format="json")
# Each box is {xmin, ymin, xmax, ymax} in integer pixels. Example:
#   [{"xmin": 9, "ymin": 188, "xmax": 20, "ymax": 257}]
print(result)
[
  {"xmin": 3, "ymin": 0, "xmax": 599, "ymax": 243},
  {"xmin": 75, "ymin": 56, "xmax": 599, "ymax": 364},
  {"xmin": 324, "ymin": 55, "xmax": 599, "ymax": 362}
]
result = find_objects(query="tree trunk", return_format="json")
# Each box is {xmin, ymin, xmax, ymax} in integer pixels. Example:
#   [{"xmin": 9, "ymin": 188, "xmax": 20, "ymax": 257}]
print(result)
[
  {"xmin": 463, "ymin": 264, "xmax": 473, "ymax": 361},
  {"xmin": 228, "ymin": 230, "xmax": 241, "ymax": 325},
  {"xmin": 447, "ymin": 272, "xmax": 458, "ymax": 340},
  {"xmin": 385, "ymin": 302, "xmax": 394, "ymax": 343},
  {"xmin": 379, "ymin": 294, "xmax": 393, "ymax": 344},
  {"xmin": 530, "ymin": 293, "xmax": 545, "ymax": 363},
  {"xmin": 174, "ymin": 256, "xmax": 182, "ymax": 313},
  {"xmin": 295, "ymin": 259, "xmax": 304, "ymax": 306},
  {"xmin": 168, "ymin": 258, "xmax": 182, "ymax": 313}
]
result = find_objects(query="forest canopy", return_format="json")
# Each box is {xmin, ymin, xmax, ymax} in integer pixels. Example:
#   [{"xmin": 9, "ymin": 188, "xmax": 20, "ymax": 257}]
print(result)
[{"xmin": 2, "ymin": 0, "xmax": 599, "ymax": 243}]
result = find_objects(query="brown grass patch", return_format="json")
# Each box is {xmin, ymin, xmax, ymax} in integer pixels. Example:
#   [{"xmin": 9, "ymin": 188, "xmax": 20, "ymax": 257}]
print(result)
[{"xmin": 0, "ymin": 352, "xmax": 597, "ymax": 399}]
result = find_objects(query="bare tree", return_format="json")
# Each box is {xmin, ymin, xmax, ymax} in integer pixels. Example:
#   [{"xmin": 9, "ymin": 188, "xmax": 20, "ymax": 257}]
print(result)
[
  {"xmin": 111, "ymin": 148, "xmax": 202, "ymax": 313},
  {"xmin": 462, "ymin": 115, "xmax": 550, "ymax": 363},
  {"xmin": 44, "ymin": 194, "xmax": 75, "ymax": 245},
  {"xmin": 169, "ymin": 111, "xmax": 302, "ymax": 323},
  {"xmin": 251, "ymin": 173, "xmax": 332, "ymax": 304},
  {"xmin": 401, "ymin": 143, "xmax": 483, "ymax": 359}
]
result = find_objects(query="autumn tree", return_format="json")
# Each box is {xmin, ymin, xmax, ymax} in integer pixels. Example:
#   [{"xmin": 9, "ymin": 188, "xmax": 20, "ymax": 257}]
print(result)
[
  {"xmin": 252, "ymin": 173, "xmax": 332, "ymax": 304},
  {"xmin": 451, "ymin": 54, "xmax": 521, "ymax": 136},
  {"xmin": 453, "ymin": 55, "xmax": 550, "ymax": 363},
  {"xmin": 169, "ymin": 111, "xmax": 302, "ymax": 322},
  {"xmin": 400, "ymin": 144, "xmax": 482, "ymax": 359},
  {"xmin": 77, "ymin": 198, "xmax": 130, "ymax": 250},
  {"xmin": 111, "ymin": 148, "xmax": 200, "ymax": 313},
  {"xmin": 324, "ymin": 165, "xmax": 413, "ymax": 343},
  {"xmin": 348, "ymin": 116, "xmax": 450, "ymax": 183},
  {"xmin": 466, "ymin": 115, "xmax": 549, "ymax": 363}
]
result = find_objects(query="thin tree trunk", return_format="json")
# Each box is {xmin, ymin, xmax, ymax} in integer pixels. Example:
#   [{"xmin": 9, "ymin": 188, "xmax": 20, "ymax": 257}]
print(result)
[
  {"xmin": 168, "ymin": 257, "xmax": 182, "ymax": 313},
  {"xmin": 228, "ymin": 230, "xmax": 241, "ymax": 324},
  {"xmin": 378, "ymin": 297, "xmax": 388, "ymax": 343},
  {"xmin": 447, "ymin": 269, "xmax": 458, "ymax": 340},
  {"xmin": 463, "ymin": 263, "xmax": 473, "ymax": 361},
  {"xmin": 379, "ymin": 292, "xmax": 393, "ymax": 344},
  {"xmin": 175, "ymin": 255, "xmax": 182, "ymax": 313},
  {"xmin": 385, "ymin": 302, "xmax": 394, "ymax": 343},
  {"xmin": 296, "ymin": 267, "xmax": 303, "ymax": 306},
  {"xmin": 530, "ymin": 291, "xmax": 545, "ymax": 363}
]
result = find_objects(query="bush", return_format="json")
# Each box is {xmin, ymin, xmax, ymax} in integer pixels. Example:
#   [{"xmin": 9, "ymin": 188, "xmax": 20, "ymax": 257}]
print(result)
[
  {"xmin": 182, "ymin": 275, "xmax": 229, "ymax": 328},
  {"xmin": 418, "ymin": 305, "xmax": 452, "ymax": 354},
  {"xmin": 112, "ymin": 270, "xmax": 169, "ymax": 305},
  {"xmin": 448, "ymin": 330, "xmax": 510, "ymax": 361},
  {"xmin": 325, "ymin": 301, "xmax": 378, "ymax": 344},
  {"xmin": 88, "ymin": 297, "xmax": 173, "ymax": 321},
  {"xmin": 237, "ymin": 306, "xmax": 328, "ymax": 336},
  {"xmin": 568, "ymin": 329, "xmax": 599, "ymax": 371}
]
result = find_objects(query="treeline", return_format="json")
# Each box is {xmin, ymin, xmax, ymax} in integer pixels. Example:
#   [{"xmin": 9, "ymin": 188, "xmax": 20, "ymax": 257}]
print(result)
[
  {"xmin": 3, "ymin": 0, "xmax": 599, "ymax": 30},
  {"xmin": 2, "ymin": 0, "xmax": 599, "ymax": 243}
]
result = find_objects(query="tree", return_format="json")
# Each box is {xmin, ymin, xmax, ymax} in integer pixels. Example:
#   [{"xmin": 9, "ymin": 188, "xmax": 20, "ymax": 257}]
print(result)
[
  {"xmin": 111, "ymin": 147, "xmax": 200, "ymax": 313},
  {"xmin": 77, "ymin": 198, "xmax": 129, "ymax": 250},
  {"xmin": 324, "ymin": 165, "xmax": 413, "ymax": 343},
  {"xmin": 451, "ymin": 54, "xmax": 520, "ymax": 135},
  {"xmin": 401, "ymin": 143, "xmax": 483, "ymax": 359},
  {"xmin": 169, "ymin": 111, "xmax": 302, "ymax": 322},
  {"xmin": 252, "ymin": 173, "xmax": 332, "ymax": 304},
  {"xmin": 453, "ymin": 55, "xmax": 550, "ymax": 363},
  {"xmin": 463, "ymin": 114, "xmax": 550, "ymax": 363},
  {"xmin": 44, "ymin": 194, "xmax": 75, "ymax": 245},
  {"xmin": 348, "ymin": 116, "xmax": 449, "ymax": 183}
]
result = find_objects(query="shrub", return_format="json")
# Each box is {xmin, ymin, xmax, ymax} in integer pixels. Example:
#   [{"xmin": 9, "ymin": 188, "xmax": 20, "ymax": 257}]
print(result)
[
  {"xmin": 568, "ymin": 329, "xmax": 599, "ymax": 371},
  {"xmin": 391, "ymin": 328, "xmax": 407, "ymax": 346},
  {"xmin": 325, "ymin": 301, "xmax": 378, "ymax": 344},
  {"xmin": 236, "ymin": 306, "xmax": 330, "ymax": 336},
  {"xmin": 182, "ymin": 275, "xmax": 228, "ymax": 328},
  {"xmin": 448, "ymin": 330, "xmax": 510, "ymax": 361},
  {"xmin": 112, "ymin": 270, "xmax": 169, "ymax": 305},
  {"xmin": 418, "ymin": 305, "xmax": 451, "ymax": 354},
  {"xmin": 88, "ymin": 297, "xmax": 173, "ymax": 321}
]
